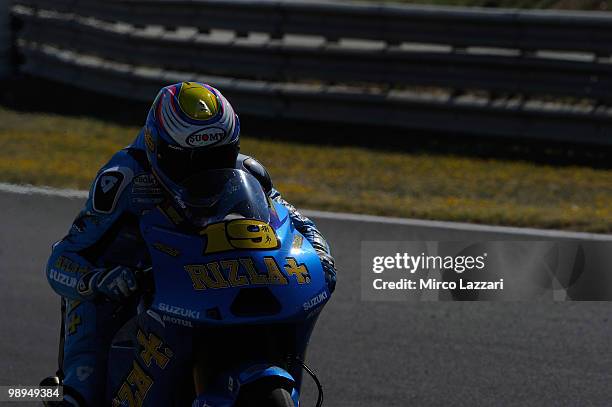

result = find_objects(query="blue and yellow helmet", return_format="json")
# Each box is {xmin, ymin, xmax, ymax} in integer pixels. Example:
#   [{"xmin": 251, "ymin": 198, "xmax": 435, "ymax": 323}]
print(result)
[{"xmin": 144, "ymin": 82, "xmax": 241, "ymax": 203}]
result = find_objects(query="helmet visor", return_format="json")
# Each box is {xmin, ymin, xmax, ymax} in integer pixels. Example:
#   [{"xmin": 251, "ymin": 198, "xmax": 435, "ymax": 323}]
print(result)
[{"xmin": 156, "ymin": 137, "xmax": 238, "ymax": 184}]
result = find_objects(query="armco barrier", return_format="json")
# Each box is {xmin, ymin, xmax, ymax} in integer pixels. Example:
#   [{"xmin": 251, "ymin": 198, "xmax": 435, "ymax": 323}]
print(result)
[
  {"xmin": 0, "ymin": 0, "xmax": 10, "ymax": 79},
  {"xmin": 10, "ymin": 0, "xmax": 612, "ymax": 144}
]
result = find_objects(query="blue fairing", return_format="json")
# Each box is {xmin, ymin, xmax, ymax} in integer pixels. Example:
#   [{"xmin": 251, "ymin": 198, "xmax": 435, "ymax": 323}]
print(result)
[
  {"xmin": 140, "ymin": 200, "xmax": 329, "ymax": 327},
  {"xmin": 121, "ymin": 171, "xmax": 330, "ymax": 405}
]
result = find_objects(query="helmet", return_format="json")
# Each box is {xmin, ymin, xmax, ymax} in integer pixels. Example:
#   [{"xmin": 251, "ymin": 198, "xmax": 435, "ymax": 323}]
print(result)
[{"xmin": 144, "ymin": 82, "xmax": 241, "ymax": 206}]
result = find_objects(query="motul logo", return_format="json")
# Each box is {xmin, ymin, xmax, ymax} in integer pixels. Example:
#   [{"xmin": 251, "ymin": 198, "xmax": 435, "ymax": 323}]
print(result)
[{"xmin": 162, "ymin": 315, "xmax": 193, "ymax": 327}]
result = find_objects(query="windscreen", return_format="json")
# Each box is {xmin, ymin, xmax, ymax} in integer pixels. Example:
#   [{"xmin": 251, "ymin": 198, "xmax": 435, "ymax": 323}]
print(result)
[
  {"xmin": 156, "ymin": 141, "xmax": 239, "ymax": 184},
  {"xmin": 178, "ymin": 169, "xmax": 270, "ymax": 227}
]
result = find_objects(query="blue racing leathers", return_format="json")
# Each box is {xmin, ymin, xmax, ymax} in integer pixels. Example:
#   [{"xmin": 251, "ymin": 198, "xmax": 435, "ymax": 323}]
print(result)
[{"xmin": 45, "ymin": 130, "xmax": 335, "ymax": 406}]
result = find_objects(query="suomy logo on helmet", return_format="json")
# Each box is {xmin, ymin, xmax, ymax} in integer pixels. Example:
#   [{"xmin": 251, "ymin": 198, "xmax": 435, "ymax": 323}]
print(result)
[{"xmin": 186, "ymin": 127, "xmax": 226, "ymax": 147}]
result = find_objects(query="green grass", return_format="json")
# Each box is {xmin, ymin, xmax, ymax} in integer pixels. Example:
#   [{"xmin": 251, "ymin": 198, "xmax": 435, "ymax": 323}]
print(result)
[{"xmin": 1, "ymin": 106, "xmax": 611, "ymax": 233}]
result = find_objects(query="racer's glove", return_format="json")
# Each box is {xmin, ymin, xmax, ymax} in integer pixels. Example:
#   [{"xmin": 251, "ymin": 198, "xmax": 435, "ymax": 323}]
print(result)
[
  {"xmin": 307, "ymin": 229, "xmax": 337, "ymax": 294},
  {"xmin": 319, "ymin": 252, "xmax": 337, "ymax": 294},
  {"xmin": 76, "ymin": 265, "xmax": 138, "ymax": 301}
]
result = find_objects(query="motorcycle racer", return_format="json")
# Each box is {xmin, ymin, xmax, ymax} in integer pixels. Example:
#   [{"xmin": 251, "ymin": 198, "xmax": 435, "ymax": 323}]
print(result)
[{"xmin": 44, "ymin": 82, "xmax": 336, "ymax": 406}]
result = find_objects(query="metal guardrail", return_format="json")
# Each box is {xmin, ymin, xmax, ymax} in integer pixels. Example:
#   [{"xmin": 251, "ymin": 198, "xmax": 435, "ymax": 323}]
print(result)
[
  {"xmin": 16, "ymin": 11, "xmax": 612, "ymax": 103},
  {"xmin": 15, "ymin": 0, "xmax": 612, "ymax": 53},
  {"xmin": 0, "ymin": 0, "xmax": 10, "ymax": 79},
  {"xmin": 10, "ymin": 0, "xmax": 612, "ymax": 144}
]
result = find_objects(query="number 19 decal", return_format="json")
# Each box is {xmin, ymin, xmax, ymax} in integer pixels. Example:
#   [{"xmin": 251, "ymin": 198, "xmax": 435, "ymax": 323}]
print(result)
[{"xmin": 200, "ymin": 219, "xmax": 279, "ymax": 254}]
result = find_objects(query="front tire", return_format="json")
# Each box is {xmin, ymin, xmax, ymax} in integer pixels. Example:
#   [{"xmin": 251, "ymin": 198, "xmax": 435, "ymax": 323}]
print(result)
[
  {"xmin": 234, "ymin": 378, "xmax": 295, "ymax": 407},
  {"xmin": 265, "ymin": 388, "xmax": 294, "ymax": 407}
]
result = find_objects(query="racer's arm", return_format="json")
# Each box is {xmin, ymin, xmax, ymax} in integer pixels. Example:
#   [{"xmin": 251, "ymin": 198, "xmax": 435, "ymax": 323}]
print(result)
[
  {"xmin": 46, "ymin": 163, "xmax": 140, "ymax": 301},
  {"xmin": 270, "ymin": 190, "xmax": 336, "ymax": 292},
  {"xmin": 242, "ymin": 157, "xmax": 337, "ymax": 292},
  {"xmin": 268, "ymin": 189, "xmax": 331, "ymax": 256}
]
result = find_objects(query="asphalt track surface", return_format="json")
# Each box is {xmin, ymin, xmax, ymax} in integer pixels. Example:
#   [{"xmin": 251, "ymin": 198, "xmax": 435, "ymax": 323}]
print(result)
[{"xmin": 2, "ymin": 189, "xmax": 612, "ymax": 406}]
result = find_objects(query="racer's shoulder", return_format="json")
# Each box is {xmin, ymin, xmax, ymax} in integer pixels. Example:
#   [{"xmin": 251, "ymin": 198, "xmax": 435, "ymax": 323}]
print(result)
[
  {"xmin": 90, "ymin": 147, "xmax": 149, "ymax": 214},
  {"xmin": 236, "ymin": 153, "xmax": 272, "ymax": 193}
]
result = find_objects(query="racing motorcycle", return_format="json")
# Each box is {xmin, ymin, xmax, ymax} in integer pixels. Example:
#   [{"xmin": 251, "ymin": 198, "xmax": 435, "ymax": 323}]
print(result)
[{"xmin": 103, "ymin": 169, "xmax": 330, "ymax": 406}]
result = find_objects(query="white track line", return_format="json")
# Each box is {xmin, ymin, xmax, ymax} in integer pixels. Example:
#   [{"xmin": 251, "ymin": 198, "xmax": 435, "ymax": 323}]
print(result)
[
  {"xmin": 2, "ymin": 182, "xmax": 611, "ymax": 241},
  {"xmin": 0, "ymin": 182, "xmax": 88, "ymax": 198},
  {"xmin": 302, "ymin": 209, "xmax": 612, "ymax": 241}
]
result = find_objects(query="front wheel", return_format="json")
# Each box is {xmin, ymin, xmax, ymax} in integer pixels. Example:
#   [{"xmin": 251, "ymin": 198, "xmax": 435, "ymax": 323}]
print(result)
[
  {"xmin": 234, "ymin": 378, "xmax": 295, "ymax": 407},
  {"xmin": 263, "ymin": 388, "xmax": 294, "ymax": 407}
]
